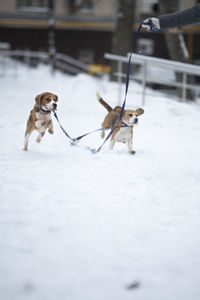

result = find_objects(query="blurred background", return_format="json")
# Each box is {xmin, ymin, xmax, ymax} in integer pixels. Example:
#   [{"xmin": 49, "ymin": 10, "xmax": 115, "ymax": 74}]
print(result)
[{"xmin": 0, "ymin": 0, "xmax": 200, "ymax": 100}]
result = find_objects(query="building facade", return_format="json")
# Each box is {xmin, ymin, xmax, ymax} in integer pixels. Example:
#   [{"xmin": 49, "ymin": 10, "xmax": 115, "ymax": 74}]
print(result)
[{"xmin": 0, "ymin": 0, "xmax": 199, "ymax": 64}]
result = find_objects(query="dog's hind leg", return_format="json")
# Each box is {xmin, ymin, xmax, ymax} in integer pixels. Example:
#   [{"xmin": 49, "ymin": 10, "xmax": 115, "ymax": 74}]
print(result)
[
  {"xmin": 23, "ymin": 115, "xmax": 34, "ymax": 151},
  {"xmin": 23, "ymin": 133, "xmax": 31, "ymax": 151}
]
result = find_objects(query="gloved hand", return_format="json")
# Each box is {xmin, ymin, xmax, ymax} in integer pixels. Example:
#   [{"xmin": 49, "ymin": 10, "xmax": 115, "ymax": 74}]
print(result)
[{"xmin": 142, "ymin": 18, "xmax": 160, "ymax": 31}]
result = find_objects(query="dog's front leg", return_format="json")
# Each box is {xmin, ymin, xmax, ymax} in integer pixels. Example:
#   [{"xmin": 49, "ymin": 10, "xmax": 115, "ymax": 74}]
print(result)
[
  {"xmin": 128, "ymin": 138, "xmax": 135, "ymax": 155},
  {"xmin": 48, "ymin": 120, "xmax": 54, "ymax": 134},
  {"xmin": 36, "ymin": 131, "xmax": 45, "ymax": 143},
  {"xmin": 128, "ymin": 128, "xmax": 135, "ymax": 154},
  {"xmin": 36, "ymin": 133, "xmax": 42, "ymax": 143},
  {"xmin": 109, "ymin": 139, "xmax": 115, "ymax": 150},
  {"xmin": 35, "ymin": 120, "xmax": 46, "ymax": 143}
]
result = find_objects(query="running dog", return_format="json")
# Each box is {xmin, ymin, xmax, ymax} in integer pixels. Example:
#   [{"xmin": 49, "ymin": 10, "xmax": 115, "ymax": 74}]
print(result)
[
  {"xmin": 97, "ymin": 93, "xmax": 144, "ymax": 154},
  {"xmin": 23, "ymin": 92, "xmax": 58, "ymax": 151}
]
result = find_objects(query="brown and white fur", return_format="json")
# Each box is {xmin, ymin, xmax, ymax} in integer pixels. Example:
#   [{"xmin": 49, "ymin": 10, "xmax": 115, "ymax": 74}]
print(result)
[
  {"xmin": 23, "ymin": 92, "xmax": 58, "ymax": 151},
  {"xmin": 97, "ymin": 93, "xmax": 144, "ymax": 154}
]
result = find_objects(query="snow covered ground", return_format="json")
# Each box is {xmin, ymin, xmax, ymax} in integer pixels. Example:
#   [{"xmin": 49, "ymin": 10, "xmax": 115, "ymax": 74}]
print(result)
[{"xmin": 0, "ymin": 63, "xmax": 200, "ymax": 300}]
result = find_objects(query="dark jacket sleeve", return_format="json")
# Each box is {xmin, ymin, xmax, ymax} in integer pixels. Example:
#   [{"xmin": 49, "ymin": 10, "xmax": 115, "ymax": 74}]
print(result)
[{"xmin": 159, "ymin": 4, "xmax": 200, "ymax": 29}]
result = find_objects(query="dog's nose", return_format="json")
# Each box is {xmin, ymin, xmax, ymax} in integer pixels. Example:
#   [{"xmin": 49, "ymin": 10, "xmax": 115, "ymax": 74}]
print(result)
[
  {"xmin": 53, "ymin": 103, "xmax": 57, "ymax": 109},
  {"xmin": 134, "ymin": 118, "xmax": 138, "ymax": 124}
]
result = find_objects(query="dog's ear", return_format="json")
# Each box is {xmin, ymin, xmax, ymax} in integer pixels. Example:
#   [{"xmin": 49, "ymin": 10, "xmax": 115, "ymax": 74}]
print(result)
[
  {"xmin": 114, "ymin": 106, "xmax": 122, "ymax": 112},
  {"xmin": 35, "ymin": 93, "xmax": 44, "ymax": 108},
  {"xmin": 110, "ymin": 111, "xmax": 120, "ymax": 126},
  {"xmin": 135, "ymin": 108, "xmax": 144, "ymax": 116},
  {"xmin": 53, "ymin": 94, "xmax": 58, "ymax": 102}
]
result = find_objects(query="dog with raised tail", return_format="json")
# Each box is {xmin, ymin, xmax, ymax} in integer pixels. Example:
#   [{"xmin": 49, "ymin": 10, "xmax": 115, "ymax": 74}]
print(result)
[
  {"xmin": 97, "ymin": 92, "xmax": 144, "ymax": 154},
  {"xmin": 23, "ymin": 92, "xmax": 58, "ymax": 151}
]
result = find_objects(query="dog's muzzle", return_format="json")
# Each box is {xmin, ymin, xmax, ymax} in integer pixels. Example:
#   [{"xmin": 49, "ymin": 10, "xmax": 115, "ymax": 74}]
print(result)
[
  {"xmin": 133, "ymin": 118, "xmax": 138, "ymax": 124},
  {"xmin": 53, "ymin": 103, "xmax": 57, "ymax": 110}
]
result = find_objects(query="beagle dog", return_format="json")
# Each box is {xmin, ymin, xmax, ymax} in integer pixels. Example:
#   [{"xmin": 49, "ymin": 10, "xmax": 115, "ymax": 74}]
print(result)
[
  {"xmin": 23, "ymin": 92, "xmax": 58, "ymax": 151},
  {"xmin": 97, "ymin": 93, "xmax": 144, "ymax": 154}
]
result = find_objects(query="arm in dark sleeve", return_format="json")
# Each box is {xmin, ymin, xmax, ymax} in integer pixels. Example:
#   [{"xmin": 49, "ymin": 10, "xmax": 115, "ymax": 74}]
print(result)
[{"xmin": 159, "ymin": 4, "xmax": 200, "ymax": 29}]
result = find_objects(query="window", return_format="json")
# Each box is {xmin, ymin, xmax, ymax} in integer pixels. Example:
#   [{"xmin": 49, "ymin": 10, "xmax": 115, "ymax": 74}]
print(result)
[
  {"xmin": 76, "ymin": 0, "xmax": 93, "ymax": 12},
  {"xmin": 67, "ymin": 0, "xmax": 93, "ymax": 14},
  {"xmin": 82, "ymin": 0, "xmax": 92, "ymax": 9},
  {"xmin": 140, "ymin": 0, "xmax": 158, "ymax": 14},
  {"xmin": 17, "ymin": 0, "xmax": 49, "ymax": 12}
]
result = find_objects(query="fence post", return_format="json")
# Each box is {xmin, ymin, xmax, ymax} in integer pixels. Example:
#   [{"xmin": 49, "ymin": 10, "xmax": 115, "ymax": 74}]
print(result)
[
  {"xmin": 117, "ymin": 60, "xmax": 122, "ymax": 105},
  {"xmin": 182, "ymin": 72, "xmax": 187, "ymax": 101},
  {"xmin": 48, "ymin": 0, "xmax": 56, "ymax": 75},
  {"xmin": 142, "ymin": 61, "xmax": 147, "ymax": 106}
]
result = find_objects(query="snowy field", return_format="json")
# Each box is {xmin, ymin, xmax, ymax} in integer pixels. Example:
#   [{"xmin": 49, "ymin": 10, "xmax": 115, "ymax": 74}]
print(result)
[{"xmin": 0, "ymin": 63, "xmax": 200, "ymax": 300}]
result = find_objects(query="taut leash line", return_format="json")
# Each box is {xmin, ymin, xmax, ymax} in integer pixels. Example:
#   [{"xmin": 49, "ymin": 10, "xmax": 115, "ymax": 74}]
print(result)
[
  {"xmin": 53, "ymin": 111, "xmax": 128, "ymax": 145},
  {"xmin": 54, "ymin": 22, "xmax": 145, "ymax": 153},
  {"xmin": 53, "ymin": 111, "xmax": 75, "ymax": 143},
  {"xmin": 91, "ymin": 22, "xmax": 143, "ymax": 153}
]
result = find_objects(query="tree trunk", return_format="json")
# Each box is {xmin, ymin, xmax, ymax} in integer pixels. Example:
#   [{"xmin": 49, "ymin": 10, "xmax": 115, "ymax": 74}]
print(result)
[
  {"xmin": 110, "ymin": 0, "xmax": 135, "ymax": 81},
  {"xmin": 158, "ymin": 0, "xmax": 194, "ymax": 100}
]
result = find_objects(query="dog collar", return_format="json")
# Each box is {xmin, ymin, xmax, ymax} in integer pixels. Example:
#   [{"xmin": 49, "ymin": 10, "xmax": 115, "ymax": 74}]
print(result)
[
  {"xmin": 40, "ymin": 107, "xmax": 51, "ymax": 114},
  {"xmin": 122, "ymin": 121, "xmax": 129, "ymax": 127},
  {"xmin": 122, "ymin": 119, "xmax": 138, "ymax": 127}
]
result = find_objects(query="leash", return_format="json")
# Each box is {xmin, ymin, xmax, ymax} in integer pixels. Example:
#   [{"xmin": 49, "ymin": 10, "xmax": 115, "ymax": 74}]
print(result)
[
  {"xmin": 54, "ymin": 22, "xmax": 145, "ymax": 153},
  {"xmin": 144, "ymin": 19, "xmax": 160, "ymax": 32},
  {"xmin": 53, "ymin": 111, "xmax": 128, "ymax": 145},
  {"xmin": 53, "ymin": 111, "xmax": 75, "ymax": 143},
  {"xmin": 90, "ymin": 22, "xmax": 143, "ymax": 153}
]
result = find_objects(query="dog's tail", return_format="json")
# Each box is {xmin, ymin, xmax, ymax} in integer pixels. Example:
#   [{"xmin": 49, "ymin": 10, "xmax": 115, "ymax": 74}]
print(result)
[{"xmin": 96, "ymin": 92, "xmax": 113, "ymax": 112}]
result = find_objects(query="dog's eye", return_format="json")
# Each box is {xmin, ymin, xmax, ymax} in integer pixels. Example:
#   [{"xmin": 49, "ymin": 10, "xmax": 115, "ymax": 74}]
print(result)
[
  {"xmin": 128, "ymin": 113, "xmax": 133, "ymax": 117},
  {"xmin": 46, "ymin": 98, "xmax": 50, "ymax": 102}
]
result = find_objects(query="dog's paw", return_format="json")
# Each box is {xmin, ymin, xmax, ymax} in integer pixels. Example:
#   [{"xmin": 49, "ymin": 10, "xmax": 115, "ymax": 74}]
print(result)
[
  {"xmin": 130, "ymin": 150, "xmax": 136, "ymax": 155},
  {"xmin": 36, "ymin": 136, "xmax": 41, "ymax": 143},
  {"xmin": 48, "ymin": 129, "xmax": 54, "ymax": 134}
]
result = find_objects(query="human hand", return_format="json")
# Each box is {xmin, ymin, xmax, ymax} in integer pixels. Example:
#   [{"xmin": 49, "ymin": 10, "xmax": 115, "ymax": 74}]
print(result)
[{"xmin": 142, "ymin": 18, "xmax": 160, "ymax": 31}]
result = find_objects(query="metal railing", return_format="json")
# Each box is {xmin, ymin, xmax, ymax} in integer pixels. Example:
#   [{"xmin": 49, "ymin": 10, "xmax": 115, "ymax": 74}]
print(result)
[
  {"xmin": 104, "ymin": 52, "xmax": 200, "ymax": 105},
  {"xmin": 0, "ymin": 50, "xmax": 95, "ymax": 76}
]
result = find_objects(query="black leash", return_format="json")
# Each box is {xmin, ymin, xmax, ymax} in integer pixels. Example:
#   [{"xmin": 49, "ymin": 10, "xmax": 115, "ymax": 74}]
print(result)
[
  {"xmin": 53, "ymin": 111, "xmax": 128, "ymax": 145},
  {"xmin": 90, "ymin": 22, "xmax": 143, "ymax": 153},
  {"xmin": 54, "ymin": 22, "xmax": 145, "ymax": 153},
  {"xmin": 53, "ymin": 111, "xmax": 75, "ymax": 143}
]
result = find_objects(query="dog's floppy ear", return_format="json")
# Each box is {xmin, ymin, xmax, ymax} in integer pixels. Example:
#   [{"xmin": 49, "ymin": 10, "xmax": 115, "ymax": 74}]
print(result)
[
  {"xmin": 110, "ymin": 111, "xmax": 120, "ymax": 126},
  {"xmin": 135, "ymin": 108, "xmax": 144, "ymax": 116},
  {"xmin": 53, "ymin": 94, "xmax": 58, "ymax": 102},
  {"xmin": 35, "ymin": 93, "xmax": 44, "ymax": 108},
  {"xmin": 114, "ymin": 106, "xmax": 122, "ymax": 113}
]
